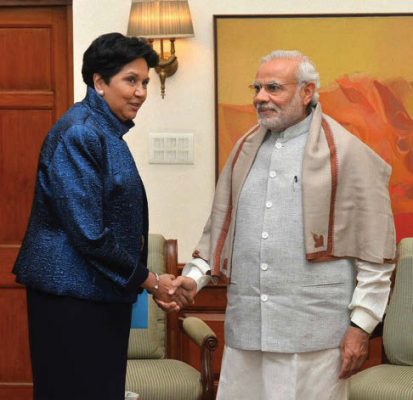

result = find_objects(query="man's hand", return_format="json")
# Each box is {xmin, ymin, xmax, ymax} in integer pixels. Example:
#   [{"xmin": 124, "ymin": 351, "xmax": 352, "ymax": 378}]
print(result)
[
  {"xmin": 170, "ymin": 276, "xmax": 197, "ymax": 305},
  {"xmin": 338, "ymin": 326, "xmax": 369, "ymax": 379},
  {"xmin": 154, "ymin": 276, "xmax": 197, "ymax": 312}
]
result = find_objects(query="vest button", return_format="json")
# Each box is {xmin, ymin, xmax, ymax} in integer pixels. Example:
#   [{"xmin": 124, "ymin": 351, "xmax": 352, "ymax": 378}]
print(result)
[
  {"xmin": 261, "ymin": 232, "xmax": 269, "ymax": 239},
  {"xmin": 261, "ymin": 263, "xmax": 268, "ymax": 271},
  {"xmin": 269, "ymin": 170, "xmax": 277, "ymax": 178},
  {"xmin": 261, "ymin": 294, "xmax": 268, "ymax": 302},
  {"xmin": 275, "ymin": 142, "xmax": 282, "ymax": 149},
  {"xmin": 265, "ymin": 201, "xmax": 272, "ymax": 208}
]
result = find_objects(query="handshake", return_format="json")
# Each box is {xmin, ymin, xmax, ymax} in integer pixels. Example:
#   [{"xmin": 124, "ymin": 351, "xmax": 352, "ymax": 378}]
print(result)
[{"xmin": 142, "ymin": 272, "xmax": 197, "ymax": 312}]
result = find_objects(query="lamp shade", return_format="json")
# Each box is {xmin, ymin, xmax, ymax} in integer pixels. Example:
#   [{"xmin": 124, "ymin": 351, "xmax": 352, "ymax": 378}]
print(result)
[{"xmin": 128, "ymin": 0, "xmax": 194, "ymax": 39}]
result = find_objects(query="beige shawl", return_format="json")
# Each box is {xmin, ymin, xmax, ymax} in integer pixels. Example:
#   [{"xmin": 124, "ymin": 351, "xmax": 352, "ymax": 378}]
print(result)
[{"xmin": 194, "ymin": 104, "xmax": 396, "ymax": 278}]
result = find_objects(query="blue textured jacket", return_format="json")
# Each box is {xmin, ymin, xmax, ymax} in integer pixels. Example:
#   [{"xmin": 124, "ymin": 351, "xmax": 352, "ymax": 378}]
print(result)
[{"xmin": 13, "ymin": 87, "xmax": 149, "ymax": 303}]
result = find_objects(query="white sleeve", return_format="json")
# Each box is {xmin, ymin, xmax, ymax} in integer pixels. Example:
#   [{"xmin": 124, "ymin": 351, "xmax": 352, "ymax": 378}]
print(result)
[
  {"xmin": 348, "ymin": 259, "xmax": 395, "ymax": 334},
  {"xmin": 181, "ymin": 258, "xmax": 212, "ymax": 293}
]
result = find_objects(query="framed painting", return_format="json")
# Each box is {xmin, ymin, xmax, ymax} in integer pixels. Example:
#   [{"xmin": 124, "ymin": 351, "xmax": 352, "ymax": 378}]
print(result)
[{"xmin": 214, "ymin": 13, "xmax": 413, "ymax": 242}]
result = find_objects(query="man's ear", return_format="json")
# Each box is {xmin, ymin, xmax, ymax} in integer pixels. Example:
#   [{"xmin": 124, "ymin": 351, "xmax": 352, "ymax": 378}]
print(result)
[{"xmin": 302, "ymin": 82, "xmax": 316, "ymax": 107}]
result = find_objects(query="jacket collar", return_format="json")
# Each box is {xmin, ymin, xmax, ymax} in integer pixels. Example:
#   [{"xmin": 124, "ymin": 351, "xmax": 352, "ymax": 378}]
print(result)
[{"xmin": 83, "ymin": 86, "xmax": 135, "ymax": 138}]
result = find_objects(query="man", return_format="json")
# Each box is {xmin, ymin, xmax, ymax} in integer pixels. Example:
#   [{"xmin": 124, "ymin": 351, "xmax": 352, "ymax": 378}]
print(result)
[{"xmin": 163, "ymin": 50, "xmax": 396, "ymax": 399}]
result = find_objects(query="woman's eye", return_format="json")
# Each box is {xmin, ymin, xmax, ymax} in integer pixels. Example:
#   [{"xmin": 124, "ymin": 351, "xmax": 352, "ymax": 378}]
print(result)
[{"xmin": 127, "ymin": 77, "xmax": 136, "ymax": 84}]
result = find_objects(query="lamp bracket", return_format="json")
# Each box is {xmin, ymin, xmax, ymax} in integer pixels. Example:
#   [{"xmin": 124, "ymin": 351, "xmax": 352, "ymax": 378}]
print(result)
[{"xmin": 152, "ymin": 38, "xmax": 179, "ymax": 98}]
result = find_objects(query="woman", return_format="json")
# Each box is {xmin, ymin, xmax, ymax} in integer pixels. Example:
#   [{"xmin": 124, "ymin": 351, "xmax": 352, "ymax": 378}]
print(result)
[{"xmin": 13, "ymin": 32, "xmax": 175, "ymax": 400}]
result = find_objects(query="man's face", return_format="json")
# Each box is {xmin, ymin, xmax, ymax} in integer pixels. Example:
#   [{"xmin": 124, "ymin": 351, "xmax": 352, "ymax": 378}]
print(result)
[{"xmin": 253, "ymin": 58, "xmax": 313, "ymax": 132}]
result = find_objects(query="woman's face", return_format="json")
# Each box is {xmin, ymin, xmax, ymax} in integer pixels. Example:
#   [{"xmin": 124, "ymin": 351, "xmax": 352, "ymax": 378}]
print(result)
[{"xmin": 94, "ymin": 58, "xmax": 150, "ymax": 121}]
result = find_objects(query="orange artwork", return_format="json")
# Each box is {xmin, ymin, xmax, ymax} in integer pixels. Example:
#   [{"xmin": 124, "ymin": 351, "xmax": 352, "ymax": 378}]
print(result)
[{"xmin": 215, "ymin": 15, "xmax": 413, "ymax": 242}]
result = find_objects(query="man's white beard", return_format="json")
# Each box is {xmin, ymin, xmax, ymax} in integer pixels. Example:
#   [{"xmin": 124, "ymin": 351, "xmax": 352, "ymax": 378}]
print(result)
[{"xmin": 256, "ymin": 90, "xmax": 304, "ymax": 133}]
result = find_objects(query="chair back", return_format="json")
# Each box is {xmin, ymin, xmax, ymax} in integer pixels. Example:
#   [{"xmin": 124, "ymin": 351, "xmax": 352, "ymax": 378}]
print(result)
[
  {"xmin": 383, "ymin": 237, "xmax": 413, "ymax": 365},
  {"xmin": 127, "ymin": 234, "xmax": 167, "ymax": 360}
]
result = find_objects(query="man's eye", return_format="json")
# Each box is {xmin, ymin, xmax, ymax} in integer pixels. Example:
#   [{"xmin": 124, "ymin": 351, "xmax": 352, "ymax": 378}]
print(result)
[{"xmin": 266, "ymin": 83, "xmax": 281, "ymax": 93}]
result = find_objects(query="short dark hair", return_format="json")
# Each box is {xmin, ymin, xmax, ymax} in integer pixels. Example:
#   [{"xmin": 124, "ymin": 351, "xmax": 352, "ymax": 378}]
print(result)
[{"xmin": 82, "ymin": 32, "xmax": 159, "ymax": 87}]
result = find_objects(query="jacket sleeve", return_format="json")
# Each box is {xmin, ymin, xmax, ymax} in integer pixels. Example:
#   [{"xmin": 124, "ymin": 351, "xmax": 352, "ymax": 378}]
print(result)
[{"xmin": 47, "ymin": 125, "xmax": 147, "ymax": 289}]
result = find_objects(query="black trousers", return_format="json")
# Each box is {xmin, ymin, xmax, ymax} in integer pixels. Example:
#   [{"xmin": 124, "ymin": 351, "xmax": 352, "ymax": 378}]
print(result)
[{"xmin": 26, "ymin": 287, "xmax": 132, "ymax": 400}]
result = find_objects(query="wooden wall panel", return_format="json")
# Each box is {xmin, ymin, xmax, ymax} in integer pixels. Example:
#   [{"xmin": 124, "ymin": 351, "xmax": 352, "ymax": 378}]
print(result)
[
  {"xmin": 0, "ymin": 289, "xmax": 31, "ymax": 381},
  {"xmin": 0, "ymin": 28, "xmax": 52, "ymax": 90},
  {"xmin": 0, "ymin": 110, "xmax": 53, "ymax": 243},
  {"xmin": 0, "ymin": 4, "xmax": 72, "ymax": 399}
]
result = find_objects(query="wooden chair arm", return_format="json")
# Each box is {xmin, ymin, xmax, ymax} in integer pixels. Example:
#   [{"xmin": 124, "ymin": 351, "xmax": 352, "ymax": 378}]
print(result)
[
  {"xmin": 182, "ymin": 317, "xmax": 218, "ymax": 400},
  {"xmin": 370, "ymin": 321, "xmax": 383, "ymax": 339},
  {"xmin": 164, "ymin": 239, "xmax": 178, "ymax": 275}
]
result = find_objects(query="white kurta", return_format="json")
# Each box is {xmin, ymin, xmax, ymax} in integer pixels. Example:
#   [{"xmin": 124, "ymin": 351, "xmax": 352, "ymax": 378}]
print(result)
[{"xmin": 216, "ymin": 345, "xmax": 348, "ymax": 400}]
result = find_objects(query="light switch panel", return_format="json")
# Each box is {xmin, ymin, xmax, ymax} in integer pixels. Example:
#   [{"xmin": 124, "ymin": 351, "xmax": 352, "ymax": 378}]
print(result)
[{"xmin": 149, "ymin": 133, "xmax": 194, "ymax": 164}]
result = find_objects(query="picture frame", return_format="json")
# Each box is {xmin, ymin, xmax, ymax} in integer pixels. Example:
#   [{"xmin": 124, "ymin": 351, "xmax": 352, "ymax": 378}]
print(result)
[{"xmin": 214, "ymin": 13, "xmax": 413, "ymax": 242}]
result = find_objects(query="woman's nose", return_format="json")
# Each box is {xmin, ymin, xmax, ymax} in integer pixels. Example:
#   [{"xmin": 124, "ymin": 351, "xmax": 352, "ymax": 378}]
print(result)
[{"xmin": 134, "ymin": 85, "xmax": 146, "ymax": 97}]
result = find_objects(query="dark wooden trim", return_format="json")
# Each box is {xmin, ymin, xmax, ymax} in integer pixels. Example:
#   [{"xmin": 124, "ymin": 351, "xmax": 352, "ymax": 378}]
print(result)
[
  {"xmin": 213, "ymin": 13, "xmax": 413, "ymax": 19},
  {"xmin": 0, "ymin": 0, "xmax": 71, "ymax": 6},
  {"xmin": 0, "ymin": 91, "xmax": 54, "ymax": 109},
  {"xmin": 200, "ymin": 334, "xmax": 218, "ymax": 400},
  {"xmin": 66, "ymin": 4, "xmax": 74, "ymax": 106},
  {"xmin": 164, "ymin": 239, "xmax": 179, "ymax": 359},
  {"xmin": 0, "ymin": 384, "xmax": 33, "ymax": 400},
  {"xmin": 213, "ymin": 15, "xmax": 219, "ymax": 183}
]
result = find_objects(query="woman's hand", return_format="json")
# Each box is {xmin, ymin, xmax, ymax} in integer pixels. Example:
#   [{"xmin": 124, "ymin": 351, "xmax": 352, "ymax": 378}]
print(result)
[
  {"xmin": 141, "ymin": 272, "xmax": 176, "ymax": 302},
  {"xmin": 156, "ymin": 273, "xmax": 179, "ymax": 302}
]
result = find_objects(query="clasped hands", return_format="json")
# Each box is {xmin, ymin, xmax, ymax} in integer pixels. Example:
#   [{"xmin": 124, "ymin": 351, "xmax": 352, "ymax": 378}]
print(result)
[{"xmin": 143, "ymin": 272, "xmax": 197, "ymax": 312}]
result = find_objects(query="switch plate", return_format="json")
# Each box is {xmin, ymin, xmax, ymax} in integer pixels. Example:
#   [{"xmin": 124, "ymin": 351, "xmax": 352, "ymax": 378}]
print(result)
[{"xmin": 149, "ymin": 133, "xmax": 194, "ymax": 164}]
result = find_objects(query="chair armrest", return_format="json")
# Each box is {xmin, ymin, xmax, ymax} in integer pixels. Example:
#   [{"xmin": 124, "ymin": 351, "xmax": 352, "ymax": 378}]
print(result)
[
  {"xmin": 182, "ymin": 317, "xmax": 216, "ymax": 346},
  {"xmin": 182, "ymin": 317, "xmax": 218, "ymax": 400}
]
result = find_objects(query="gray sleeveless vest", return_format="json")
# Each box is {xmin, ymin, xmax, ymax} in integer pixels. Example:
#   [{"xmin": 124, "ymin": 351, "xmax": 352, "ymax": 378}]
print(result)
[{"xmin": 226, "ymin": 115, "xmax": 355, "ymax": 353}]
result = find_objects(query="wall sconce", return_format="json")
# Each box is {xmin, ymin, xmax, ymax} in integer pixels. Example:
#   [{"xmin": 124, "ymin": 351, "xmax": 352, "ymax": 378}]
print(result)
[{"xmin": 127, "ymin": 0, "xmax": 194, "ymax": 98}]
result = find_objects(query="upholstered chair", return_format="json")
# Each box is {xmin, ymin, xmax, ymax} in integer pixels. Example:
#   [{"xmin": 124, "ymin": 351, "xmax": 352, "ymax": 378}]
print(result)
[
  {"xmin": 349, "ymin": 237, "xmax": 413, "ymax": 399},
  {"xmin": 125, "ymin": 234, "xmax": 218, "ymax": 400}
]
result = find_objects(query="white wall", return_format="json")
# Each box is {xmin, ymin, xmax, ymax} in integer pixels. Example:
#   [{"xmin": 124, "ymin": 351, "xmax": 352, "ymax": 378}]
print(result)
[{"xmin": 73, "ymin": 0, "xmax": 413, "ymax": 262}]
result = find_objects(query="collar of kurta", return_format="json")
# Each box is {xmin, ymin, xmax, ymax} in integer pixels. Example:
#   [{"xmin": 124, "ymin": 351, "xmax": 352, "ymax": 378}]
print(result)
[
  {"xmin": 205, "ymin": 103, "xmax": 396, "ymax": 277},
  {"xmin": 272, "ymin": 110, "xmax": 312, "ymax": 143},
  {"xmin": 83, "ymin": 86, "xmax": 135, "ymax": 138}
]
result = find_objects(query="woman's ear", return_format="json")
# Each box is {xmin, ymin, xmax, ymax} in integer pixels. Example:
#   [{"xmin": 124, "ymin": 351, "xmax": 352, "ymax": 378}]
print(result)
[{"xmin": 93, "ymin": 73, "xmax": 105, "ymax": 96}]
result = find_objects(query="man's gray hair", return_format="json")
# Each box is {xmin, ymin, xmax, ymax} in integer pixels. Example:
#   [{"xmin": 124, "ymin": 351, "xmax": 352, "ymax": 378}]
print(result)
[{"xmin": 261, "ymin": 50, "xmax": 320, "ymax": 106}]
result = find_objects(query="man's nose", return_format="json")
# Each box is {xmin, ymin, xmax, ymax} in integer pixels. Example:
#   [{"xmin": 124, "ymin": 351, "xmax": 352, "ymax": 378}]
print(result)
[{"xmin": 254, "ymin": 87, "xmax": 270, "ymax": 103}]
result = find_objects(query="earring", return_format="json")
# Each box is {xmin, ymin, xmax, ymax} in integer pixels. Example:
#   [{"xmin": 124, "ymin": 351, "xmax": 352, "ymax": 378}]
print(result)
[{"xmin": 97, "ymin": 89, "xmax": 104, "ymax": 96}]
